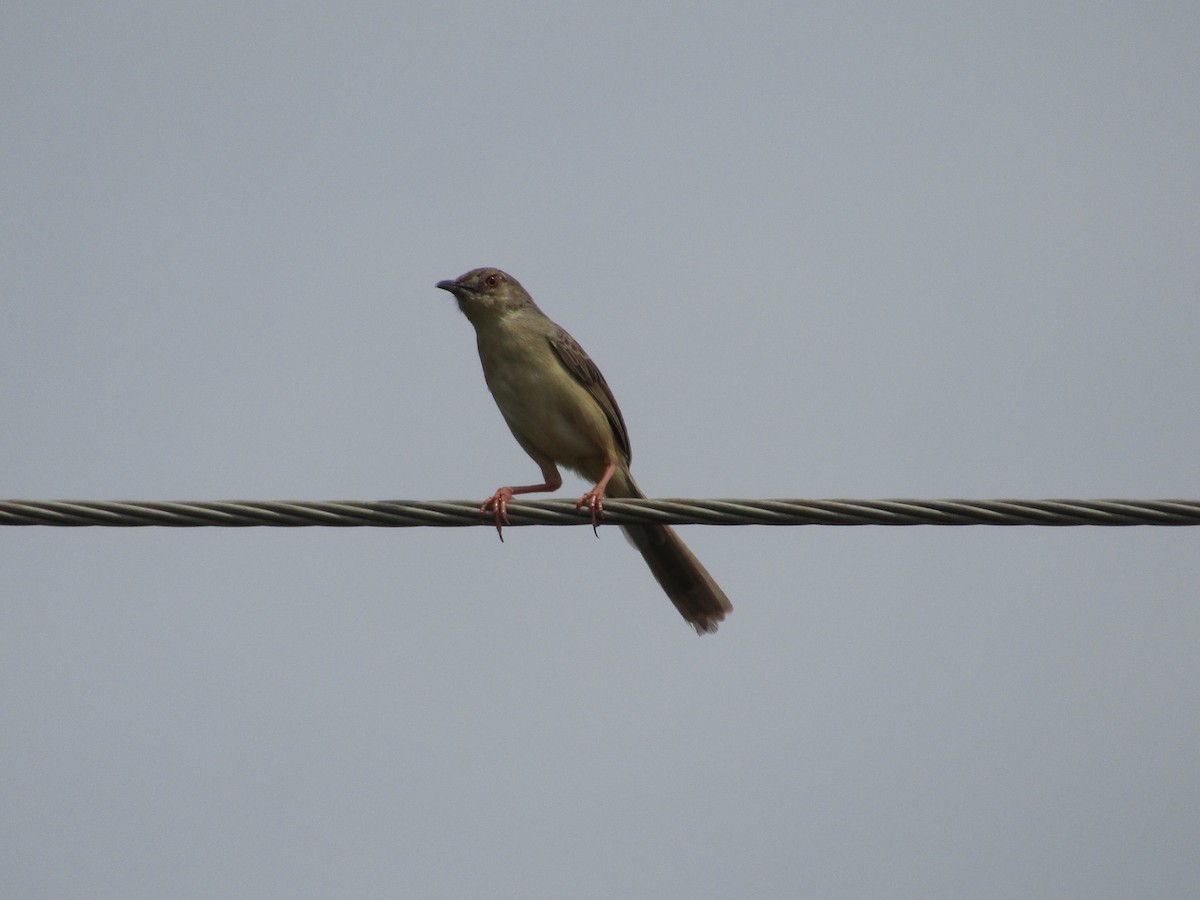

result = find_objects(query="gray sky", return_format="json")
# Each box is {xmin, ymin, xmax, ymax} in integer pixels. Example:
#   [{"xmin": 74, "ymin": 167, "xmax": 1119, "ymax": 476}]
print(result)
[{"xmin": 3, "ymin": 3, "xmax": 1198, "ymax": 897}]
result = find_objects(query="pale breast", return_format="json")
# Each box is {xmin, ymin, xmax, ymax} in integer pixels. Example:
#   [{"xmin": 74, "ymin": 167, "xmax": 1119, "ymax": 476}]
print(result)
[{"xmin": 478, "ymin": 323, "xmax": 619, "ymax": 475}]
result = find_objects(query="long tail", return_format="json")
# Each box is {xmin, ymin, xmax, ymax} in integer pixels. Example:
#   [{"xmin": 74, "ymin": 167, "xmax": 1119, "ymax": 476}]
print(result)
[{"xmin": 608, "ymin": 471, "xmax": 732, "ymax": 634}]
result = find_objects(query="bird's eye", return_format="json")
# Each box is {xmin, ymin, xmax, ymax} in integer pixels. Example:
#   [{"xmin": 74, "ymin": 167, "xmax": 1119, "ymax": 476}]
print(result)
[{"xmin": 484, "ymin": 272, "xmax": 502, "ymax": 288}]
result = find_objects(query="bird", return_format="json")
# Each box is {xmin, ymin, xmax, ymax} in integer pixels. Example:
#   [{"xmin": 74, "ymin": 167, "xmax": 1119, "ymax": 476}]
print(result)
[{"xmin": 435, "ymin": 267, "xmax": 732, "ymax": 634}]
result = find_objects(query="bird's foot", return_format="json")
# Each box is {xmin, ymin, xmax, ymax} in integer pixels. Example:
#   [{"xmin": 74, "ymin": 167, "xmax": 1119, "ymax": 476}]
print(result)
[
  {"xmin": 481, "ymin": 487, "xmax": 514, "ymax": 542},
  {"xmin": 575, "ymin": 488, "xmax": 605, "ymax": 537}
]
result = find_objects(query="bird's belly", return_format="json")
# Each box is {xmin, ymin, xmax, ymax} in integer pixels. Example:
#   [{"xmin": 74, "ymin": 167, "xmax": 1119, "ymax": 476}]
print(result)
[{"xmin": 486, "ymin": 362, "xmax": 611, "ymax": 470}]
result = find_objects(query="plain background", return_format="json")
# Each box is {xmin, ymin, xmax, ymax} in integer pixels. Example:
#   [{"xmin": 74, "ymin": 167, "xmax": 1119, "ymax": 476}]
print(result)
[{"xmin": 3, "ymin": 3, "xmax": 1198, "ymax": 897}]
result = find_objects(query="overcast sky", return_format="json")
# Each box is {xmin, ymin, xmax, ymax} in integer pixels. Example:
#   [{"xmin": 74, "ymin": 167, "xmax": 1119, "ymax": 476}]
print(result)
[{"xmin": 3, "ymin": 3, "xmax": 1198, "ymax": 897}]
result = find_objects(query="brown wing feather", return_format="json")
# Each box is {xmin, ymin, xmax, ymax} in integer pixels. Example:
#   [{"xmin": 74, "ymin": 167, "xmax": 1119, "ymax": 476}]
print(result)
[{"xmin": 546, "ymin": 329, "xmax": 631, "ymax": 463}]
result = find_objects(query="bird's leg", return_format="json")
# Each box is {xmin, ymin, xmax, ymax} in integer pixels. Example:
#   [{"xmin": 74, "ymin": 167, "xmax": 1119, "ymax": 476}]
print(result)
[
  {"xmin": 481, "ymin": 468, "xmax": 562, "ymax": 541},
  {"xmin": 575, "ymin": 461, "xmax": 617, "ymax": 537}
]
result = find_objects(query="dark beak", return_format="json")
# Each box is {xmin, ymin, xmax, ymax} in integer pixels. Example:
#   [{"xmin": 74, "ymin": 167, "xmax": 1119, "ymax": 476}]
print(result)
[{"xmin": 435, "ymin": 279, "xmax": 459, "ymax": 292}]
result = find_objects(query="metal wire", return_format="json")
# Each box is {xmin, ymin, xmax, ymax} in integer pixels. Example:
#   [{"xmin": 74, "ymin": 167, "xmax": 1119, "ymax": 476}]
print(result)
[{"xmin": 1, "ymin": 498, "xmax": 1198, "ymax": 527}]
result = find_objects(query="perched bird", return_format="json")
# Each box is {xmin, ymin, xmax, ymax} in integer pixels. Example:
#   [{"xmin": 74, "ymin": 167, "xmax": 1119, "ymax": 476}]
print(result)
[{"xmin": 435, "ymin": 267, "xmax": 732, "ymax": 634}]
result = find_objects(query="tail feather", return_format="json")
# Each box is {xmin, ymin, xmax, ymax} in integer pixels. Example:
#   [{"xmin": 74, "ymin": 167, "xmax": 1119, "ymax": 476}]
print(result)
[
  {"xmin": 608, "ymin": 471, "xmax": 732, "ymax": 634},
  {"xmin": 621, "ymin": 522, "xmax": 732, "ymax": 634}
]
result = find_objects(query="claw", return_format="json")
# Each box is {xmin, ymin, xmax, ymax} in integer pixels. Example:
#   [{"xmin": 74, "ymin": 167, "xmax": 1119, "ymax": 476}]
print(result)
[
  {"xmin": 481, "ymin": 487, "xmax": 514, "ymax": 542},
  {"xmin": 575, "ymin": 488, "xmax": 605, "ymax": 537}
]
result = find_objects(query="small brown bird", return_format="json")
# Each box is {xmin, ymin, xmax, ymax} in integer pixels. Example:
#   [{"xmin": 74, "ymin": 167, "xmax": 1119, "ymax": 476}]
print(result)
[{"xmin": 436, "ymin": 267, "xmax": 732, "ymax": 634}]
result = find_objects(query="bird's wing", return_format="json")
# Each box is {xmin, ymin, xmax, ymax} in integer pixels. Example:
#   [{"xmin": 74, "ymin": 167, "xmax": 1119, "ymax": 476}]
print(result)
[{"xmin": 546, "ymin": 328, "xmax": 632, "ymax": 463}]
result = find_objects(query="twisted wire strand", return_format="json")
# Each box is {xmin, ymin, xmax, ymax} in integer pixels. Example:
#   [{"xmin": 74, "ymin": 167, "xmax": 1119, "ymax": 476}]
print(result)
[{"xmin": 1, "ymin": 498, "xmax": 1198, "ymax": 527}]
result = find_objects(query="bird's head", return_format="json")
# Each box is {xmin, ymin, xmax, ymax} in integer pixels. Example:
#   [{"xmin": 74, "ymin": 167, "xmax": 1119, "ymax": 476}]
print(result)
[{"xmin": 436, "ymin": 268, "xmax": 535, "ymax": 323}]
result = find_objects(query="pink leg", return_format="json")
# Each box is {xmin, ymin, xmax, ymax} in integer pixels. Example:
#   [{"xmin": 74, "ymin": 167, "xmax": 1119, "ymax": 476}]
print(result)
[
  {"xmin": 482, "ymin": 475, "xmax": 561, "ymax": 541},
  {"xmin": 575, "ymin": 461, "xmax": 616, "ymax": 537}
]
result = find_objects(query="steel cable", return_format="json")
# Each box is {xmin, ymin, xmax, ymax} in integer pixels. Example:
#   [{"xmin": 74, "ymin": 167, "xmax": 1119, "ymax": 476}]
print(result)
[{"xmin": 2, "ymin": 498, "xmax": 1198, "ymax": 527}]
